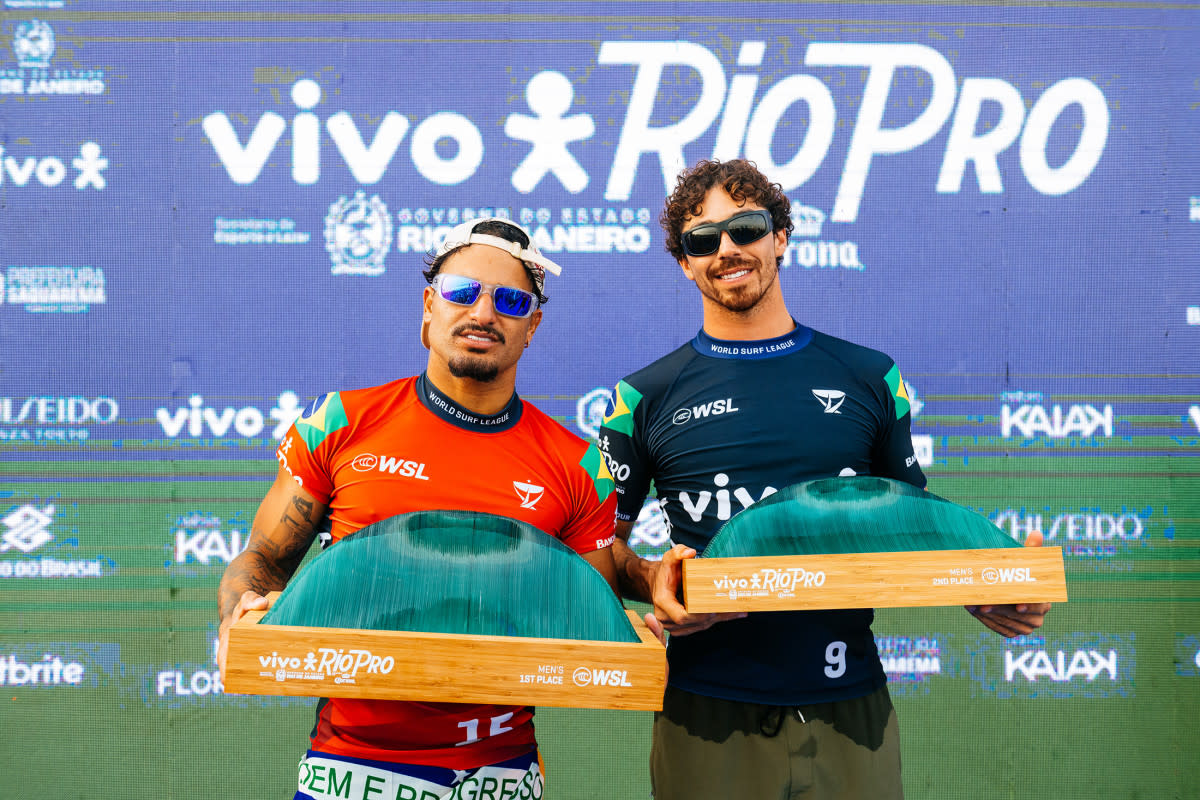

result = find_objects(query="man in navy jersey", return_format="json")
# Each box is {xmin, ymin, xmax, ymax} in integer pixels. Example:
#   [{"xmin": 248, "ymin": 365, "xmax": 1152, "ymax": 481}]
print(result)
[{"xmin": 599, "ymin": 159, "xmax": 1049, "ymax": 799}]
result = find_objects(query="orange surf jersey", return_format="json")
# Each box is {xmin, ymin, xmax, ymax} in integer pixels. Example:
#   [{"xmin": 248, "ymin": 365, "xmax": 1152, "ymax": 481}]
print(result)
[{"xmin": 275, "ymin": 373, "xmax": 618, "ymax": 769}]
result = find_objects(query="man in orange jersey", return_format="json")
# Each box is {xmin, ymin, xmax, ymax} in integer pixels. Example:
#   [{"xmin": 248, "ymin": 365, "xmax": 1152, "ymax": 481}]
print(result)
[{"xmin": 217, "ymin": 218, "xmax": 620, "ymax": 800}]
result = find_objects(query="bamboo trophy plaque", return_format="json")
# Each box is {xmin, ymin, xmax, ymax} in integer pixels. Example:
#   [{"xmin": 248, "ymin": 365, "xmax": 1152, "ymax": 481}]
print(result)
[
  {"xmin": 223, "ymin": 510, "xmax": 666, "ymax": 710},
  {"xmin": 681, "ymin": 478, "xmax": 1067, "ymax": 613}
]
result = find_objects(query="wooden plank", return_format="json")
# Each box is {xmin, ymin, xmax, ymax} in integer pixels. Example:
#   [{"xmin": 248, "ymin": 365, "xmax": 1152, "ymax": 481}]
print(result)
[
  {"xmin": 682, "ymin": 547, "xmax": 1067, "ymax": 612},
  {"xmin": 225, "ymin": 601, "xmax": 666, "ymax": 711}
]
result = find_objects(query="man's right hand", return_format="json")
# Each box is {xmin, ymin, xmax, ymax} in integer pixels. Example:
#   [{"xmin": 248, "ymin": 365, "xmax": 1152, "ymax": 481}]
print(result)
[
  {"xmin": 217, "ymin": 591, "xmax": 272, "ymax": 680},
  {"xmin": 648, "ymin": 544, "xmax": 747, "ymax": 638}
]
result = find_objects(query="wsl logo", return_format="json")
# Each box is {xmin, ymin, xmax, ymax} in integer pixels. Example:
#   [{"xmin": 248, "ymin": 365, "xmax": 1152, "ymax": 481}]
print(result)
[
  {"xmin": 980, "ymin": 566, "xmax": 1037, "ymax": 585},
  {"xmin": 671, "ymin": 398, "xmax": 739, "ymax": 425},
  {"xmin": 350, "ymin": 454, "xmax": 431, "ymax": 481},
  {"xmin": 572, "ymin": 666, "xmax": 632, "ymax": 688},
  {"xmin": 324, "ymin": 191, "xmax": 392, "ymax": 276}
]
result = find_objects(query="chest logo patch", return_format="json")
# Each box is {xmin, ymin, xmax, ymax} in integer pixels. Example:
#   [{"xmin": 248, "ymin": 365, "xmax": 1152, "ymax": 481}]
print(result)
[
  {"xmin": 513, "ymin": 480, "xmax": 545, "ymax": 509},
  {"xmin": 812, "ymin": 389, "xmax": 846, "ymax": 414}
]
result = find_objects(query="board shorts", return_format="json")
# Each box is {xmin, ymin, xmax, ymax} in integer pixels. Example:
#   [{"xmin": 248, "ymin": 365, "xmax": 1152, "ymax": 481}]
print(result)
[
  {"xmin": 294, "ymin": 748, "xmax": 543, "ymax": 800},
  {"xmin": 650, "ymin": 683, "xmax": 902, "ymax": 800}
]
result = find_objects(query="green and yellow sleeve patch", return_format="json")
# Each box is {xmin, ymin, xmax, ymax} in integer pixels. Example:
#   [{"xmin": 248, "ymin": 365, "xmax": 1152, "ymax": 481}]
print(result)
[
  {"xmin": 295, "ymin": 391, "xmax": 350, "ymax": 452},
  {"xmin": 579, "ymin": 443, "xmax": 615, "ymax": 503},
  {"xmin": 883, "ymin": 364, "xmax": 911, "ymax": 420},
  {"xmin": 601, "ymin": 380, "xmax": 642, "ymax": 437}
]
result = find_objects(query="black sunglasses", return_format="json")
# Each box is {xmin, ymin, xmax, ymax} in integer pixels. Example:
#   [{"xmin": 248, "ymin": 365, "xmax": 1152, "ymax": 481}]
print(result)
[{"xmin": 680, "ymin": 209, "xmax": 774, "ymax": 257}]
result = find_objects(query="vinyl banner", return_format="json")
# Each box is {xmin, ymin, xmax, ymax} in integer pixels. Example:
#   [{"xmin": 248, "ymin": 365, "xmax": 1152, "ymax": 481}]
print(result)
[{"xmin": 0, "ymin": 4, "xmax": 1196, "ymax": 799}]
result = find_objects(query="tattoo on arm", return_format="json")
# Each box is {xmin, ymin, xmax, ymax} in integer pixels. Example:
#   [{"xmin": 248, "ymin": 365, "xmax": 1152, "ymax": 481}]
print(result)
[
  {"xmin": 280, "ymin": 495, "xmax": 314, "ymax": 534},
  {"xmin": 218, "ymin": 491, "xmax": 320, "ymax": 620}
]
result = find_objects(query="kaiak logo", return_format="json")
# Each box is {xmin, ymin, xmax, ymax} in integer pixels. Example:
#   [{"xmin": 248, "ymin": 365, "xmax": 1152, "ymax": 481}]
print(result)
[
  {"xmin": 812, "ymin": 389, "xmax": 846, "ymax": 414},
  {"xmin": 1001, "ymin": 403, "xmax": 1113, "ymax": 438},
  {"xmin": 981, "ymin": 566, "xmax": 1037, "ymax": 585},
  {"xmin": 514, "ymin": 481, "xmax": 545, "ymax": 509},
  {"xmin": 678, "ymin": 473, "xmax": 777, "ymax": 522},
  {"xmin": 671, "ymin": 398, "xmax": 739, "ymax": 425},
  {"xmin": 572, "ymin": 666, "xmax": 632, "ymax": 688},
  {"xmin": 1005, "ymin": 649, "xmax": 1117, "ymax": 683}
]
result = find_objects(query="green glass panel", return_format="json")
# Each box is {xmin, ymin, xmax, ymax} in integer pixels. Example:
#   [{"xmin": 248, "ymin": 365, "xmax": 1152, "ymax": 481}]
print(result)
[
  {"xmin": 703, "ymin": 477, "xmax": 1020, "ymax": 558},
  {"xmin": 261, "ymin": 510, "xmax": 638, "ymax": 643}
]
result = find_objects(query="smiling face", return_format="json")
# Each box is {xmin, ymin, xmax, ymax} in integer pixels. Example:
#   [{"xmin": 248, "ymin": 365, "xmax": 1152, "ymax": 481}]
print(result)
[
  {"xmin": 423, "ymin": 245, "xmax": 542, "ymax": 386},
  {"xmin": 677, "ymin": 185, "xmax": 789, "ymax": 315}
]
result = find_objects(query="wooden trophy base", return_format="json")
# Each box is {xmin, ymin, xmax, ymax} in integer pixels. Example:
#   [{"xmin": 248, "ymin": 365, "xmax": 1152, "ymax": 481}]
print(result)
[
  {"xmin": 683, "ymin": 547, "xmax": 1067, "ymax": 612},
  {"xmin": 224, "ymin": 595, "xmax": 666, "ymax": 711}
]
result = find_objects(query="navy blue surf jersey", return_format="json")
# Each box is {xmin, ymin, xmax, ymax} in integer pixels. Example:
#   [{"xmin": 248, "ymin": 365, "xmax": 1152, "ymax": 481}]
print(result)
[{"xmin": 598, "ymin": 324, "xmax": 926, "ymax": 705}]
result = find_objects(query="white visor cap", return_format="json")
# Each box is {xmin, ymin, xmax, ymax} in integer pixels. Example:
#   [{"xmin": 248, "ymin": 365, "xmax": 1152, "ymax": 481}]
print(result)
[{"xmin": 434, "ymin": 217, "xmax": 562, "ymax": 292}]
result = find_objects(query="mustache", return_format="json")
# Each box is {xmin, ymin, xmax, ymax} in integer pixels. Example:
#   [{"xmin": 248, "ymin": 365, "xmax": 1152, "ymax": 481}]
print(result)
[
  {"xmin": 452, "ymin": 323, "xmax": 506, "ymax": 344},
  {"xmin": 708, "ymin": 256, "xmax": 757, "ymax": 278}
]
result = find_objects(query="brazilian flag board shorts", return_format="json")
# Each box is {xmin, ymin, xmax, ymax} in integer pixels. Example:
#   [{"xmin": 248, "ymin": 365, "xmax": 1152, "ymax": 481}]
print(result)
[
  {"xmin": 650, "ymin": 684, "xmax": 903, "ymax": 800},
  {"xmin": 294, "ymin": 749, "xmax": 543, "ymax": 800}
]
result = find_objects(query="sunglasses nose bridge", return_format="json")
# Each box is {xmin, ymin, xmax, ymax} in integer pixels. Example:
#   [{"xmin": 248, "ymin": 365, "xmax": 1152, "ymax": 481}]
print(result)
[
  {"xmin": 467, "ymin": 287, "xmax": 499, "ymax": 317},
  {"xmin": 715, "ymin": 227, "xmax": 744, "ymax": 254}
]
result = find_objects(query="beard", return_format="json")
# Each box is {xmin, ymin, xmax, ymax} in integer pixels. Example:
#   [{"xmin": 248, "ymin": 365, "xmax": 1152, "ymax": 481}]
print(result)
[
  {"xmin": 446, "ymin": 323, "xmax": 506, "ymax": 382},
  {"xmin": 447, "ymin": 354, "xmax": 500, "ymax": 383},
  {"xmin": 698, "ymin": 257, "xmax": 779, "ymax": 312}
]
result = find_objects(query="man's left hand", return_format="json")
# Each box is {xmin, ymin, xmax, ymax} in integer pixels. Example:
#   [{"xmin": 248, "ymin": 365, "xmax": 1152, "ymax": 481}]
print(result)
[{"xmin": 966, "ymin": 530, "xmax": 1052, "ymax": 638}]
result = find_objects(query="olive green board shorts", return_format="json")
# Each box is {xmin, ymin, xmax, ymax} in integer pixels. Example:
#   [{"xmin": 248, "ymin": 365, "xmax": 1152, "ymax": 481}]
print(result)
[{"xmin": 650, "ymin": 684, "xmax": 902, "ymax": 800}]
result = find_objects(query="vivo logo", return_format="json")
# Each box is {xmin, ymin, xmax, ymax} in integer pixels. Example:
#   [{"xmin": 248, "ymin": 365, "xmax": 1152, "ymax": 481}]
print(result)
[
  {"xmin": 156, "ymin": 393, "xmax": 303, "ymax": 440},
  {"xmin": 203, "ymin": 79, "xmax": 480, "ymax": 186},
  {"xmin": 678, "ymin": 473, "xmax": 777, "ymax": 522}
]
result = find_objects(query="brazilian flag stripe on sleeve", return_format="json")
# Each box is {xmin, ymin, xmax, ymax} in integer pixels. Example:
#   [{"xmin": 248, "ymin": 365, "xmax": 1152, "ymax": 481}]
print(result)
[
  {"xmin": 883, "ymin": 364, "xmax": 911, "ymax": 420},
  {"xmin": 601, "ymin": 380, "xmax": 642, "ymax": 437},
  {"xmin": 579, "ymin": 443, "xmax": 615, "ymax": 503},
  {"xmin": 295, "ymin": 392, "xmax": 350, "ymax": 452}
]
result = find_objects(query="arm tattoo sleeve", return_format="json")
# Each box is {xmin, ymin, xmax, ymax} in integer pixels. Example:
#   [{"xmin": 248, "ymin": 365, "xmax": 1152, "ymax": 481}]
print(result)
[{"xmin": 218, "ymin": 494, "xmax": 318, "ymax": 619}]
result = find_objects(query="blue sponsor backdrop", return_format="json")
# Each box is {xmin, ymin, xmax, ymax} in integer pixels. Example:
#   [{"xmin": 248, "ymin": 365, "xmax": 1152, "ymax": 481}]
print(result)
[{"xmin": 0, "ymin": 2, "xmax": 1195, "ymax": 451}]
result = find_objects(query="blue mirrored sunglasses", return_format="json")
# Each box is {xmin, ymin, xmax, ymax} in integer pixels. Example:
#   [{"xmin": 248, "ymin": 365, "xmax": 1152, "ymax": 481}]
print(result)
[
  {"xmin": 680, "ymin": 209, "xmax": 774, "ymax": 257},
  {"xmin": 431, "ymin": 273, "xmax": 539, "ymax": 319}
]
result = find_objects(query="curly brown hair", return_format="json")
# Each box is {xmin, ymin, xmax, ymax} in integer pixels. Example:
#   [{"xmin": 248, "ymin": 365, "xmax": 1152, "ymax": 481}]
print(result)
[{"xmin": 660, "ymin": 159, "xmax": 793, "ymax": 265}]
